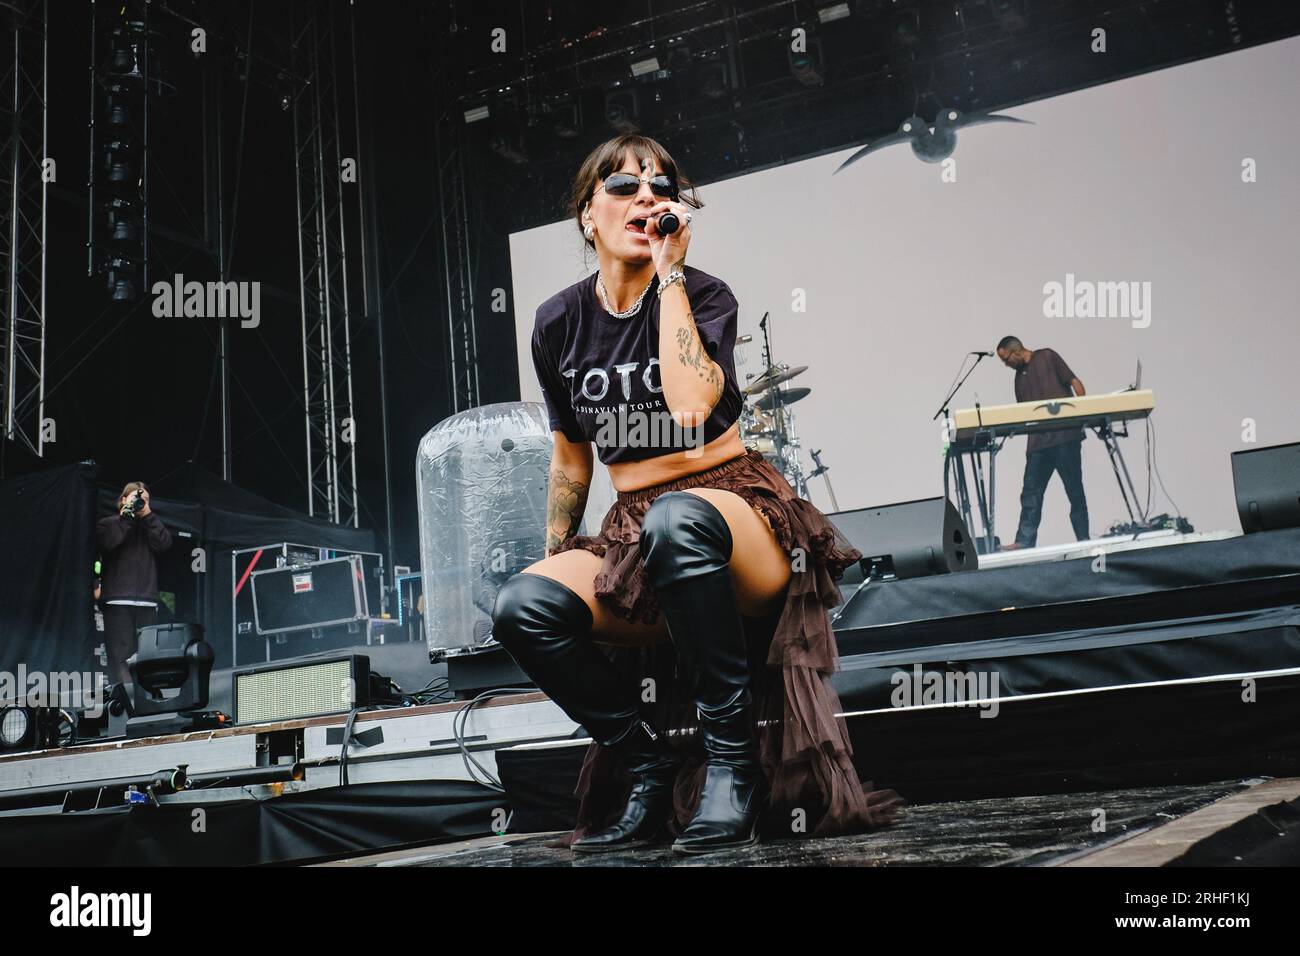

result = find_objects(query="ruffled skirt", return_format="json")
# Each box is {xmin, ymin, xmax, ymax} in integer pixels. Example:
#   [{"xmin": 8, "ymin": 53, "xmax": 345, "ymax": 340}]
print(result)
[{"xmin": 547, "ymin": 449, "xmax": 905, "ymax": 847}]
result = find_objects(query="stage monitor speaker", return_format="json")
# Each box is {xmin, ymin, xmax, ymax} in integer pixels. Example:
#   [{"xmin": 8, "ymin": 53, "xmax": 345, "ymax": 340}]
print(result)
[
  {"xmin": 829, "ymin": 497, "xmax": 977, "ymax": 582},
  {"xmin": 1232, "ymin": 441, "xmax": 1300, "ymax": 533}
]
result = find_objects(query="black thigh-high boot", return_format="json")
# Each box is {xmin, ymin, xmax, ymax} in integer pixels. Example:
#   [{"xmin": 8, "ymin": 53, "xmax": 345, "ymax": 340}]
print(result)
[
  {"xmin": 639, "ymin": 491, "xmax": 769, "ymax": 854},
  {"xmin": 491, "ymin": 572, "xmax": 680, "ymax": 852}
]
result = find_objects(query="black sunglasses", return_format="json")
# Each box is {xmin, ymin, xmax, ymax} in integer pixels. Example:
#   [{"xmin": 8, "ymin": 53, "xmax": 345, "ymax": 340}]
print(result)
[{"xmin": 597, "ymin": 172, "xmax": 678, "ymax": 199}]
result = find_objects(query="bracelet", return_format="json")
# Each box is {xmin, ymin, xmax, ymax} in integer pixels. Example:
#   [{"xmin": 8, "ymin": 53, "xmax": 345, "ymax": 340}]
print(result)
[{"xmin": 657, "ymin": 270, "xmax": 686, "ymax": 293}]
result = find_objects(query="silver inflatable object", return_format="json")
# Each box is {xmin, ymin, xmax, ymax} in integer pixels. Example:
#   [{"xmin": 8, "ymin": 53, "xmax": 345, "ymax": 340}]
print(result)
[{"xmin": 416, "ymin": 402, "xmax": 554, "ymax": 659}]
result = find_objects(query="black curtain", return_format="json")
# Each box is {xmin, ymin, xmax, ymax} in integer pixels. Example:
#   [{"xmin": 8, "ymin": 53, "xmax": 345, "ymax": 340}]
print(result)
[
  {"xmin": 0, "ymin": 462, "xmax": 100, "ymax": 675},
  {"xmin": 0, "ymin": 462, "xmax": 378, "ymax": 677}
]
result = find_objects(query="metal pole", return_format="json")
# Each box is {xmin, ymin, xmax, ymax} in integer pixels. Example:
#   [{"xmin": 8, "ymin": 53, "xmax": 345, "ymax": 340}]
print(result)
[
  {"xmin": 213, "ymin": 48, "xmax": 231, "ymax": 481},
  {"xmin": 86, "ymin": 0, "xmax": 96, "ymax": 276},
  {"xmin": 353, "ymin": 0, "xmax": 395, "ymax": 578}
]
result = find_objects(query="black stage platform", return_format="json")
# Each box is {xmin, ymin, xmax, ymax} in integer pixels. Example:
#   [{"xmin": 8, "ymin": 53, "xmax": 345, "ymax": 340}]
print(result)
[
  {"xmin": 330, "ymin": 779, "xmax": 1255, "ymax": 868},
  {"xmin": 499, "ymin": 528, "xmax": 1300, "ymax": 832}
]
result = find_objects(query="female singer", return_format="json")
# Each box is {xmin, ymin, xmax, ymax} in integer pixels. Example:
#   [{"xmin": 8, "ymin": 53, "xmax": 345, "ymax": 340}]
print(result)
[{"xmin": 492, "ymin": 134, "xmax": 903, "ymax": 854}]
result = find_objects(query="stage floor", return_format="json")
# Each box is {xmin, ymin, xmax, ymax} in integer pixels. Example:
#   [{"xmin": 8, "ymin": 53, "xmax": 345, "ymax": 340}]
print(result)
[{"xmin": 320, "ymin": 777, "xmax": 1269, "ymax": 868}]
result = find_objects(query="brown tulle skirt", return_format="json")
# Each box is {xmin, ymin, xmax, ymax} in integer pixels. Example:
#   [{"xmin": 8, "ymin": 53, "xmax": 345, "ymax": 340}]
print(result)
[{"xmin": 547, "ymin": 448, "xmax": 905, "ymax": 847}]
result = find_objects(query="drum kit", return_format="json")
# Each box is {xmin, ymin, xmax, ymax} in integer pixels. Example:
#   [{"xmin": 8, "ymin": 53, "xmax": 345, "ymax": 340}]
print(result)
[{"xmin": 735, "ymin": 314, "xmax": 832, "ymax": 502}]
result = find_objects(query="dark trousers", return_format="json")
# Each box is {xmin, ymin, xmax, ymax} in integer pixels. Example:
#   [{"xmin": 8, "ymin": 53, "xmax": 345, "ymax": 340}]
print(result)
[
  {"xmin": 1015, "ymin": 440, "xmax": 1089, "ymax": 548},
  {"xmin": 102, "ymin": 603, "xmax": 157, "ymax": 686}
]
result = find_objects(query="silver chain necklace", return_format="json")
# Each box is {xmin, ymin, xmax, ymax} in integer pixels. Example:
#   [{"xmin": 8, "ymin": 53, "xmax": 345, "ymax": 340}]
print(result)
[{"xmin": 596, "ymin": 272, "xmax": 655, "ymax": 319}]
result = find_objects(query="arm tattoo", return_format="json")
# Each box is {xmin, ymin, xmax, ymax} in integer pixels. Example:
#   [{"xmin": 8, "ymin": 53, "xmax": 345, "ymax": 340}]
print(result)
[
  {"xmin": 545, "ymin": 466, "xmax": 589, "ymax": 555},
  {"xmin": 675, "ymin": 318, "xmax": 724, "ymax": 405}
]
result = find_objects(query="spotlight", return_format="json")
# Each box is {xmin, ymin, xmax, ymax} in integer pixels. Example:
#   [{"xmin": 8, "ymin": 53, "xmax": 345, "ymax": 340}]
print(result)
[
  {"xmin": 630, "ymin": 56, "xmax": 660, "ymax": 78},
  {"xmin": 106, "ymin": 257, "xmax": 137, "ymax": 301},
  {"xmin": 103, "ymin": 140, "xmax": 136, "ymax": 183},
  {"xmin": 0, "ymin": 708, "xmax": 29, "ymax": 747},
  {"xmin": 789, "ymin": 39, "xmax": 825, "ymax": 87},
  {"xmin": 489, "ymin": 132, "xmax": 529, "ymax": 165},
  {"xmin": 990, "ymin": 0, "xmax": 1028, "ymax": 32},
  {"xmin": 106, "ymin": 98, "xmax": 131, "ymax": 127},
  {"xmin": 109, "ymin": 212, "xmax": 138, "ymax": 243},
  {"xmin": 543, "ymin": 96, "xmax": 581, "ymax": 139},
  {"xmin": 817, "ymin": 3, "xmax": 851, "ymax": 23},
  {"xmin": 0, "ymin": 706, "xmax": 61, "ymax": 751},
  {"xmin": 463, "ymin": 104, "xmax": 490, "ymax": 124},
  {"xmin": 892, "ymin": 6, "xmax": 921, "ymax": 47},
  {"xmin": 699, "ymin": 60, "xmax": 729, "ymax": 99},
  {"xmin": 125, "ymin": 623, "xmax": 214, "ymax": 718},
  {"xmin": 604, "ymin": 88, "xmax": 638, "ymax": 131}
]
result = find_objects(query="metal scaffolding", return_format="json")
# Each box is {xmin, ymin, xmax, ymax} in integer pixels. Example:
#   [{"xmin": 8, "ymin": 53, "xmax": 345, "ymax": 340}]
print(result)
[
  {"xmin": 0, "ymin": 0, "xmax": 47, "ymax": 457},
  {"xmin": 290, "ymin": 0, "xmax": 358, "ymax": 525},
  {"xmin": 433, "ymin": 67, "xmax": 479, "ymax": 413}
]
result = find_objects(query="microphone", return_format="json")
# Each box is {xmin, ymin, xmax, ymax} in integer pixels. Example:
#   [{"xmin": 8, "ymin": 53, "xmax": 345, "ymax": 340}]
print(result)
[
  {"xmin": 652, "ymin": 212, "xmax": 680, "ymax": 236},
  {"xmin": 970, "ymin": 351, "xmax": 993, "ymax": 357}
]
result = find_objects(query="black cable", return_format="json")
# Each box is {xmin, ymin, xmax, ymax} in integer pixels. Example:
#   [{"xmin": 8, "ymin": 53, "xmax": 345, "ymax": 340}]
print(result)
[
  {"xmin": 339, "ymin": 706, "xmax": 360, "ymax": 786},
  {"xmin": 1148, "ymin": 417, "xmax": 1184, "ymax": 518},
  {"xmin": 451, "ymin": 687, "xmax": 535, "ymax": 792}
]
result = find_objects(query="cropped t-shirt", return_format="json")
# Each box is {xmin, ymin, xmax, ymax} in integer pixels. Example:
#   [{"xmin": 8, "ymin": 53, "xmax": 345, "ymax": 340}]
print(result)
[{"xmin": 530, "ymin": 264, "xmax": 743, "ymax": 464}]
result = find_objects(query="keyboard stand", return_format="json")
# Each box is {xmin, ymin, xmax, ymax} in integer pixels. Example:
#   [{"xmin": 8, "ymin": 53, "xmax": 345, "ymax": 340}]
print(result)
[
  {"xmin": 944, "ymin": 431, "xmax": 1002, "ymax": 554},
  {"xmin": 1095, "ymin": 421, "xmax": 1147, "ymax": 523}
]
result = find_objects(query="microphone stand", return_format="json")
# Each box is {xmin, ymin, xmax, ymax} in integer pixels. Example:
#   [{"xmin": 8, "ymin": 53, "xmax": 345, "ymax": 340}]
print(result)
[
  {"xmin": 807, "ymin": 449, "xmax": 840, "ymax": 512},
  {"xmin": 934, "ymin": 353, "xmax": 994, "ymax": 552},
  {"xmin": 932, "ymin": 353, "xmax": 987, "ymax": 422}
]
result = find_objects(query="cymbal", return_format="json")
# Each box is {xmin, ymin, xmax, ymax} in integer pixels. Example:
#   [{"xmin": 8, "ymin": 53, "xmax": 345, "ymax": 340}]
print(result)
[
  {"xmin": 743, "ymin": 365, "xmax": 808, "ymax": 395},
  {"xmin": 753, "ymin": 386, "xmax": 811, "ymax": 411}
]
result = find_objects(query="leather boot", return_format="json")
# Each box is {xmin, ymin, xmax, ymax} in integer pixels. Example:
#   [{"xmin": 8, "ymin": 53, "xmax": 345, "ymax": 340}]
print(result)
[
  {"xmin": 491, "ymin": 573, "xmax": 680, "ymax": 851},
  {"xmin": 640, "ymin": 491, "xmax": 769, "ymax": 855}
]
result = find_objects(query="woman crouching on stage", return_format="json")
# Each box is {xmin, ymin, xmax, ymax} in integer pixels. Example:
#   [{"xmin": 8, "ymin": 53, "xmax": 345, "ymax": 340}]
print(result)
[{"xmin": 491, "ymin": 133, "xmax": 904, "ymax": 854}]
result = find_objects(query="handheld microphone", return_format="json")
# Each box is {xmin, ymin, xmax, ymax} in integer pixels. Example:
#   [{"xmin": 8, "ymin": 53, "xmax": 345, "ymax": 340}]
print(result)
[{"xmin": 653, "ymin": 212, "xmax": 680, "ymax": 236}]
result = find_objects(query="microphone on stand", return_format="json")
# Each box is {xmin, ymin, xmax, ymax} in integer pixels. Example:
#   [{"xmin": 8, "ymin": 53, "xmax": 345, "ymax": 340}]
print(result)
[{"xmin": 970, "ymin": 351, "xmax": 994, "ymax": 357}]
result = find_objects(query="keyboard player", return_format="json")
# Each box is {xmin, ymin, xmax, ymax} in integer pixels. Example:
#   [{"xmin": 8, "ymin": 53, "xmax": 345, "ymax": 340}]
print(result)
[{"xmin": 995, "ymin": 336, "xmax": 1090, "ymax": 549}]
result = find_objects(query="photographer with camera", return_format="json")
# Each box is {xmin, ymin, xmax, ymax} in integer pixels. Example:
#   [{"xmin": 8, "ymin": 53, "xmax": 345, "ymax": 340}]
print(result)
[{"xmin": 95, "ymin": 481, "xmax": 173, "ymax": 684}]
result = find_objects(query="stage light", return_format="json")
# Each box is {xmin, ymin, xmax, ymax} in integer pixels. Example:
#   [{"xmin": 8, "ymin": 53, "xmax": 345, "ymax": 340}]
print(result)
[
  {"xmin": 106, "ymin": 98, "xmax": 130, "ymax": 127},
  {"xmin": 233, "ymin": 655, "xmax": 371, "ymax": 724},
  {"xmin": 0, "ymin": 708, "xmax": 29, "ymax": 747},
  {"xmin": 110, "ymin": 214, "xmax": 138, "ymax": 243},
  {"xmin": 126, "ymin": 623, "xmax": 214, "ymax": 718},
  {"xmin": 489, "ymin": 133, "xmax": 529, "ymax": 165},
  {"xmin": 463, "ymin": 104, "xmax": 490, "ymax": 123},
  {"xmin": 103, "ymin": 141, "xmax": 135, "ymax": 183},
  {"xmin": 604, "ymin": 89, "xmax": 638, "ymax": 130},
  {"xmin": 892, "ymin": 6, "xmax": 921, "ymax": 47},
  {"xmin": 0, "ymin": 706, "xmax": 62, "ymax": 751},
  {"xmin": 630, "ymin": 56, "xmax": 660, "ymax": 78},
  {"xmin": 818, "ymin": 3, "xmax": 851, "ymax": 23},
  {"xmin": 990, "ymin": 0, "xmax": 1028, "ymax": 32},
  {"xmin": 700, "ymin": 60, "xmax": 729, "ymax": 99},
  {"xmin": 544, "ymin": 97, "xmax": 581, "ymax": 139},
  {"xmin": 789, "ymin": 40, "xmax": 825, "ymax": 87},
  {"xmin": 106, "ymin": 257, "xmax": 137, "ymax": 301}
]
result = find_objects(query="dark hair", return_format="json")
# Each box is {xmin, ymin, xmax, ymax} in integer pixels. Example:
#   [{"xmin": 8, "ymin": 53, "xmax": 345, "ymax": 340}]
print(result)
[
  {"xmin": 566, "ymin": 133, "xmax": 704, "ymax": 252},
  {"xmin": 996, "ymin": 335, "xmax": 1023, "ymax": 352},
  {"xmin": 119, "ymin": 481, "xmax": 148, "ymax": 502}
]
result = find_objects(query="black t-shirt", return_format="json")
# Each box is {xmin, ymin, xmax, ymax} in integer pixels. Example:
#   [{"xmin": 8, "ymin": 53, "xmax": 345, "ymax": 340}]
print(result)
[
  {"xmin": 1013, "ymin": 347, "xmax": 1084, "ymax": 452},
  {"xmin": 531, "ymin": 264, "xmax": 743, "ymax": 464}
]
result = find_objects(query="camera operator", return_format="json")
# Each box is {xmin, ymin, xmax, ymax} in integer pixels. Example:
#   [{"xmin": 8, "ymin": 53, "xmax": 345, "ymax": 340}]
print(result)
[{"xmin": 95, "ymin": 481, "xmax": 173, "ymax": 685}]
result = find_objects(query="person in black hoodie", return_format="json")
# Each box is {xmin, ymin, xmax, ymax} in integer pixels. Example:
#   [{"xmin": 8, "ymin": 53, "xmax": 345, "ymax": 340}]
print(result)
[{"xmin": 95, "ymin": 481, "xmax": 173, "ymax": 684}]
